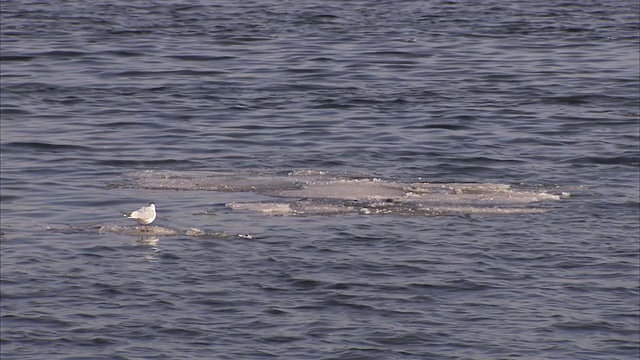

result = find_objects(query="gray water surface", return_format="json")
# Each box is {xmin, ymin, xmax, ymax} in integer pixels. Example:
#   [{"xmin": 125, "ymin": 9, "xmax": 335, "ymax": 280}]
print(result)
[{"xmin": 1, "ymin": 1, "xmax": 639, "ymax": 359}]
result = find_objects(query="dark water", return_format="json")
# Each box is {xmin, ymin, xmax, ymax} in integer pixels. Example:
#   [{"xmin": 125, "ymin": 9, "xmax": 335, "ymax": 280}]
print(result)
[{"xmin": 1, "ymin": 1, "xmax": 639, "ymax": 359}]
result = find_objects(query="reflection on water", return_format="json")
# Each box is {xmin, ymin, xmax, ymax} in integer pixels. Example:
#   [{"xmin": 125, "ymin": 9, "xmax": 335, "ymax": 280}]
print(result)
[
  {"xmin": 135, "ymin": 236, "xmax": 160, "ymax": 262},
  {"xmin": 136, "ymin": 236, "xmax": 159, "ymax": 246}
]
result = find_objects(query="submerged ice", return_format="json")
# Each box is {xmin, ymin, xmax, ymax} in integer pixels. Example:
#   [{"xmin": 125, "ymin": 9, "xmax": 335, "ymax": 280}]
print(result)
[{"xmin": 124, "ymin": 170, "xmax": 563, "ymax": 216}]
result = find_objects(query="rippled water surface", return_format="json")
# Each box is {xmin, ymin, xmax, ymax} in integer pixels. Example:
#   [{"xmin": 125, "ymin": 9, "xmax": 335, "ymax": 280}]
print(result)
[{"xmin": 1, "ymin": 1, "xmax": 639, "ymax": 359}]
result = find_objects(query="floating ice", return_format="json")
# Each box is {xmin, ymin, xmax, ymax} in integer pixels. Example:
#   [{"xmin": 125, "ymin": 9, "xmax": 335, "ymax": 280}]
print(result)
[
  {"xmin": 46, "ymin": 224, "xmax": 247, "ymax": 239},
  {"xmin": 123, "ymin": 170, "xmax": 563, "ymax": 216},
  {"xmin": 275, "ymin": 179, "xmax": 407, "ymax": 200},
  {"xmin": 99, "ymin": 225, "xmax": 178, "ymax": 236}
]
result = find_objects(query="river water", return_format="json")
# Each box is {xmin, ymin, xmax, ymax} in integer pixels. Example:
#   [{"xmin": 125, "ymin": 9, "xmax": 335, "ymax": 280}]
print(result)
[{"xmin": 1, "ymin": 1, "xmax": 639, "ymax": 359}]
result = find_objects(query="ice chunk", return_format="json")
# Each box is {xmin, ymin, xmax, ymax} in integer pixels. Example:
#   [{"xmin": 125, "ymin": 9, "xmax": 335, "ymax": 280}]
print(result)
[{"xmin": 123, "ymin": 170, "xmax": 562, "ymax": 217}]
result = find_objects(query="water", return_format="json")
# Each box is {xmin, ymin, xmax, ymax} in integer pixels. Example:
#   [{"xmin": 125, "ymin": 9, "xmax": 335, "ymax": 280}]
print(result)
[{"xmin": 1, "ymin": 1, "xmax": 639, "ymax": 359}]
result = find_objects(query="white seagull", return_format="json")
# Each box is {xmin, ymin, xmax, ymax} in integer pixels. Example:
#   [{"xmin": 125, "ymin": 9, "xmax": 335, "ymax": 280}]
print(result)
[{"xmin": 123, "ymin": 202, "xmax": 156, "ymax": 231}]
